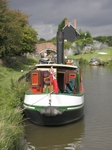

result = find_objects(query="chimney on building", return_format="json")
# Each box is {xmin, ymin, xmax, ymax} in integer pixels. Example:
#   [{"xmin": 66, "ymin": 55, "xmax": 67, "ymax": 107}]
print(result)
[
  {"xmin": 65, "ymin": 19, "xmax": 69, "ymax": 26},
  {"xmin": 74, "ymin": 19, "xmax": 76, "ymax": 28}
]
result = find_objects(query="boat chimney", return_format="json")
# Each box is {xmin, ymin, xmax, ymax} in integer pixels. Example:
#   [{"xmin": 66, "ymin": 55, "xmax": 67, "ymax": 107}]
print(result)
[{"xmin": 57, "ymin": 31, "xmax": 64, "ymax": 64}]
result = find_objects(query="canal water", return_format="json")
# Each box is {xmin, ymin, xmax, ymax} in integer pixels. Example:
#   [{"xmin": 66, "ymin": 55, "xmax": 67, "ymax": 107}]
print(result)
[{"xmin": 25, "ymin": 65, "xmax": 112, "ymax": 150}]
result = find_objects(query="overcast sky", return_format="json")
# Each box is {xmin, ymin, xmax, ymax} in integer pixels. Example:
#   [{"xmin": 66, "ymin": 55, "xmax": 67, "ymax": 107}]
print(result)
[{"xmin": 9, "ymin": 0, "xmax": 112, "ymax": 40}]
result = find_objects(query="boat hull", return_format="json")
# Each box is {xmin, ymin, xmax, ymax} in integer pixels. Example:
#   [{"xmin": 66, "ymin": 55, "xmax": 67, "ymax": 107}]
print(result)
[
  {"xmin": 24, "ymin": 106, "xmax": 84, "ymax": 126},
  {"xmin": 24, "ymin": 93, "xmax": 84, "ymax": 126}
]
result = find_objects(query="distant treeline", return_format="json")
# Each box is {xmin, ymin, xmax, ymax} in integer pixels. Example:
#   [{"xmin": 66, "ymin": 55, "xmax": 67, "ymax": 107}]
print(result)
[{"xmin": 93, "ymin": 36, "xmax": 112, "ymax": 46}]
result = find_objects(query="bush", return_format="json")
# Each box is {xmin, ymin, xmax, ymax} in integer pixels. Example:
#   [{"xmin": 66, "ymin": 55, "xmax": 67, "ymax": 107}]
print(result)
[{"xmin": 108, "ymin": 60, "xmax": 112, "ymax": 67}]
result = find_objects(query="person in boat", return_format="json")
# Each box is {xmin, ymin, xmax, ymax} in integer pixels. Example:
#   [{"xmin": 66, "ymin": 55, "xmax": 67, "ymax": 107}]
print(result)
[{"xmin": 65, "ymin": 78, "xmax": 75, "ymax": 94}]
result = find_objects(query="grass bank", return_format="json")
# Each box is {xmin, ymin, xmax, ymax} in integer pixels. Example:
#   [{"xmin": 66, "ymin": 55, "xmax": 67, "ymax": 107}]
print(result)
[
  {"xmin": 0, "ymin": 56, "xmax": 38, "ymax": 150},
  {"xmin": 68, "ymin": 47, "xmax": 112, "ymax": 66}
]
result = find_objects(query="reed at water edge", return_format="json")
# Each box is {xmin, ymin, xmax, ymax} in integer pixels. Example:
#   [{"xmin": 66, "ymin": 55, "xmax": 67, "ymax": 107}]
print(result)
[{"xmin": 0, "ymin": 57, "xmax": 38, "ymax": 150}]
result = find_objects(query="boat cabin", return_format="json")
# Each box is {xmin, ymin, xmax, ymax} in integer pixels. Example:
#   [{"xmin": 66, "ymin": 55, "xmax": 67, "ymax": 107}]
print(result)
[{"xmin": 30, "ymin": 64, "xmax": 82, "ymax": 94}]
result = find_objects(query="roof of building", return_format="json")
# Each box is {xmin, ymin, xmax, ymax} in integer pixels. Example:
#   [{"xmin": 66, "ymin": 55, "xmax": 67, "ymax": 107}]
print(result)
[{"xmin": 63, "ymin": 20, "xmax": 80, "ymax": 35}]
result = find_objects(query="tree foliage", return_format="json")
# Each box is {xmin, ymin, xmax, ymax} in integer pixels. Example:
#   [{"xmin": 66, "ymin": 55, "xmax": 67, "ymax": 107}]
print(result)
[
  {"xmin": 93, "ymin": 36, "xmax": 112, "ymax": 46},
  {"xmin": 78, "ymin": 29, "xmax": 92, "ymax": 39},
  {"xmin": 38, "ymin": 38, "xmax": 46, "ymax": 43},
  {"xmin": 57, "ymin": 17, "xmax": 67, "ymax": 32},
  {"xmin": 64, "ymin": 41, "xmax": 72, "ymax": 49},
  {"xmin": 20, "ymin": 26, "xmax": 38, "ymax": 54},
  {"xmin": 0, "ymin": 0, "xmax": 38, "ymax": 58}
]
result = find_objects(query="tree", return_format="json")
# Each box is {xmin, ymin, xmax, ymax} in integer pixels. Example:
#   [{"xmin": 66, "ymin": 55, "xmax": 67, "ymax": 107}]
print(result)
[
  {"xmin": 0, "ymin": 0, "xmax": 9, "ymax": 56},
  {"xmin": 93, "ymin": 36, "xmax": 112, "ymax": 46},
  {"xmin": 64, "ymin": 41, "xmax": 71, "ymax": 49},
  {"xmin": 20, "ymin": 26, "xmax": 38, "ymax": 54},
  {"xmin": 78, "ymin": 29, "xmax": 92, "ymax": 39},
  {"xmin": 0, "ymin": 2, "xmax": 29, "ymax": 57},
  {"xmin": 38, "ymin": 38, "xmax": 46, "ymax": 43},
  {"xmin": 57, "ymin": 17, "xmax": 67, "ymax": 32},
  {"xmin": 0, "ymin": 0, "xmax": 38, "ymax": 57}
]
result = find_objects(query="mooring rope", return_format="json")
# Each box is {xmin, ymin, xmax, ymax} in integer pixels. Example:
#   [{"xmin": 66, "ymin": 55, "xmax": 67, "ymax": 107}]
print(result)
[{"xmin": 0, "ymin": 92, "xmax": 53, "ymax": 121}]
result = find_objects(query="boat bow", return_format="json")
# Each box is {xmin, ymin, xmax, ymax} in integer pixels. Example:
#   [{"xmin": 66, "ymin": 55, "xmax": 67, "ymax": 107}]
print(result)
[{"xmin": 40, "ymin": 106, "xmax": 63, "ymax": 116}]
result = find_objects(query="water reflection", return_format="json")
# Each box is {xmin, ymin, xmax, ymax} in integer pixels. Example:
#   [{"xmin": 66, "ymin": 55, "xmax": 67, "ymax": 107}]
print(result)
[
  {"xmin": 82, "ymin": 66, "xmax": 112, "ymax": 150},
  {"xmin": 25, "ymin": 119, "xmax": 85, "ymax": 150}
]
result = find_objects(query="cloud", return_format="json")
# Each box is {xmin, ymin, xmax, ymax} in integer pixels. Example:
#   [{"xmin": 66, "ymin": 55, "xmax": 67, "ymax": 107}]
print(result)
[
  {"xmin": 9, "ymin": 0, "xmax": 112, "ymax": 40},
  {"xmin": 33, "ymin": 23, "xmax": 57, "ymax": 40}
]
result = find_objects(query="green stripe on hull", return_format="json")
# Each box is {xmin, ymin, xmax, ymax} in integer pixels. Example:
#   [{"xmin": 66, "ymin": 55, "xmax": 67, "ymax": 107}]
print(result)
[{"xmin": 24, "ymin": 103, "xmax": 84, "ymax": 112}]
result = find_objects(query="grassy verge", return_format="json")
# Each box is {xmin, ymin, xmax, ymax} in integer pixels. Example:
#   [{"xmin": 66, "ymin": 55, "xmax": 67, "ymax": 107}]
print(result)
[
  {"xmin": 0, "ymin": 56, "xmax": 38, "ymax": 150},
  {"xmin": 68, "ymin": 47, "xmax": 112, "ymax": 66}
]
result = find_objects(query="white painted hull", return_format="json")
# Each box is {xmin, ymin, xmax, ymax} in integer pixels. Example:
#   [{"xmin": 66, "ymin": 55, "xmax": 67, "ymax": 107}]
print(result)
[{"xmin": 24, "ymin": 93, "xmax": 84, "ymax": 107}]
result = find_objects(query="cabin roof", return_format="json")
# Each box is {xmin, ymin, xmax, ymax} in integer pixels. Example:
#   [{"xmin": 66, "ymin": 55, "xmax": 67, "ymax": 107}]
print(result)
[{"xmin": 35, "ymin": 63, "xmax": 78, "ymax": 69}]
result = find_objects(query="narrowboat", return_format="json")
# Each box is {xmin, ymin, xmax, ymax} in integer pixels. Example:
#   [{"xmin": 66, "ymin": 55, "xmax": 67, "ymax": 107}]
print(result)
[{"xmin": 23, "ymin": 32, "xmax": 84, "ymax": 126}]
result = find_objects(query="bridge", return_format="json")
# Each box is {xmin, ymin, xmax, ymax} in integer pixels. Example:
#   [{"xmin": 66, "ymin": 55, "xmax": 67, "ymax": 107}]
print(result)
[{"xmin": 35, "ymin": 42, "xmax": 56, "ymax": 54}]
